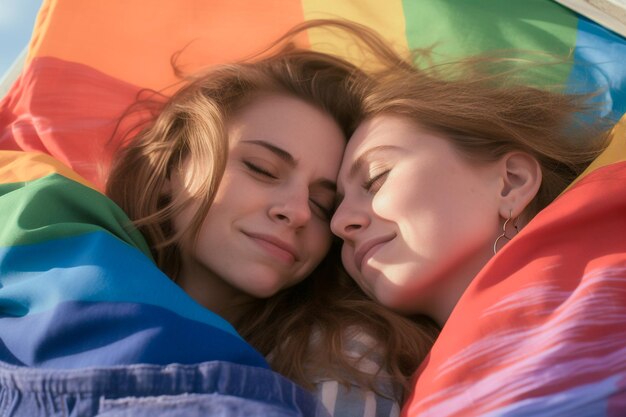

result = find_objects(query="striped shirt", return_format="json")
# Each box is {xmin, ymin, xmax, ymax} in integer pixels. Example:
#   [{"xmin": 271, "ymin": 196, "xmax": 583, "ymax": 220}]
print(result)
[{"xmin": 311, "ymin": 329, "xmax": 401, "ymax": 417}]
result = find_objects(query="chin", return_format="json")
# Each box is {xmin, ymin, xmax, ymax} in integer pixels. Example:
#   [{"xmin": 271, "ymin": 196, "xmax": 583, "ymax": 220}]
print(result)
[
  {"xmin": 243, "ymin": 275, "xmax": 291, "ymax": 299},
  {"xmin": 371, "ymin": 281, "xmax": 416, "ymax": 315},
  {"xmin": 373, "ymin": 292, "xmax": 403, "ymax": 312},
  {"xmin": 246, "ymin": 284, "xmax": 282, "ymax": 299}
]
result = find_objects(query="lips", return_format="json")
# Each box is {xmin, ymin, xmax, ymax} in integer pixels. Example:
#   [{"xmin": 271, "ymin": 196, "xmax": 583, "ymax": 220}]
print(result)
[
  {"xmin": 354, "ymin": 235, "xmax": 395, "ymax": 272},
  {"xmin": 244, "ymin": 231, "xmax": 298, "ymax": 263}
]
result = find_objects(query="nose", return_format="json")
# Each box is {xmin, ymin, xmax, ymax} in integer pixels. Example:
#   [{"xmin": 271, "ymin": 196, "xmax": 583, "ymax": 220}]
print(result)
[
  {"xmin": 268, "ymin": 186, "xmax": 312, "ymax": 229},
  {"xmin": 330, "ymin": 199, "xmax": 370, "ymax": 241}
]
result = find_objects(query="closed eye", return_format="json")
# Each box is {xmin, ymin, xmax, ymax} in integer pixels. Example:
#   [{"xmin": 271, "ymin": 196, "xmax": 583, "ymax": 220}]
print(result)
[
  {"xmin": 244, "ymin": 161, "xmax": 278, "ymax": 179},
  {"xmin": 310, "ymin": 199, "xmax": 333, "ymax": 221},
  {"xmin": 364, "ymin": 170, "xmax": 389, "ymax": 193}
]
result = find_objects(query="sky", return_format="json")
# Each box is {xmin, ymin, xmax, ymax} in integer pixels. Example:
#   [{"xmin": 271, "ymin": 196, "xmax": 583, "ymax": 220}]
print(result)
[{"xmin": 0, "ymin": 0, "xmax": 42, "ymax": 79}]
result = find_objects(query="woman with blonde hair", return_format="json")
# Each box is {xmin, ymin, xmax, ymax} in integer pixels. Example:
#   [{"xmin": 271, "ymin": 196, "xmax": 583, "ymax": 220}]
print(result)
[{"xmin": 331, "ymin": 24, "xmax": 624, "ymax": 416}]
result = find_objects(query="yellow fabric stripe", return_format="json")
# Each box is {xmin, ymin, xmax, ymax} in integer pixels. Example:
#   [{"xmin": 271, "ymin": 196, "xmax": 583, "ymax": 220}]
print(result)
[
  {"xmin": 565, "ymin": 117, "xmax": 626, "ymax": 192},
  {"xmin": 0, "ymin": 151, "xmax": 97, "ymax": 190},
  {"xmin": 301, "ymin": 0, "xmax": 409, "ymax": 65}
]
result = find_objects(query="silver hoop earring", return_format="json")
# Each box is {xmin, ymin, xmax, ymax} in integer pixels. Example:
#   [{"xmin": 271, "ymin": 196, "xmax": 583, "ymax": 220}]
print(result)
[{"xmin": 493, "ymin": 209, "xmax": 519, "ymax": 254}]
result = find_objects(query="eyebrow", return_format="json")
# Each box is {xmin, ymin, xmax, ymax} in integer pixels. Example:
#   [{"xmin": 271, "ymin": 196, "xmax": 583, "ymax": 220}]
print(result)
[
  {"xmin": 348, "ymin": 145, "xmax": 402, "ymax": 180},
  {"xmin": 241, "ymin": 139, "xmax": 337, "ymax": 192},
  {"xmin": 242, "ymin": 140, "xmax": 296, "ymax": 166}
]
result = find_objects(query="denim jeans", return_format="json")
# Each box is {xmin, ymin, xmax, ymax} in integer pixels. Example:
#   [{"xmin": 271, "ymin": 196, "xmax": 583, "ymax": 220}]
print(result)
[{"xmin": 0, "ymin": 360, "xmax": 329, "ymax": 417}]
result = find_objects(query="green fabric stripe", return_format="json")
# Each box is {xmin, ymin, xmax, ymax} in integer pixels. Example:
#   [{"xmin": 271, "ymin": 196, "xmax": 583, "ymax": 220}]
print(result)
[
  {"xmin": 0, "ymin": 174, "xmax": 152, "ymax": 259},
  {"xmin": 402, "ymin": 0, "xmax": 578, "ymax": 86}
]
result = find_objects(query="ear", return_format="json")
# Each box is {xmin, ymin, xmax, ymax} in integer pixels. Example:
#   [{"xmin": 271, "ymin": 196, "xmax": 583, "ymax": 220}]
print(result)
[{"xmin": 497, "ymin": 152, "xmax": 542, "ymax": 220}]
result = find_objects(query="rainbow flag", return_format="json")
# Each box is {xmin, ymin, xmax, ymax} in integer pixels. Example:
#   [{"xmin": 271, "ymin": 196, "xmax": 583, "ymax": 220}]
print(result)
[
  {"xmin": 0, "ymin": 150, "xmax": 267, "ymax": 369},
  {"xmin": 1, "ymin": 0, "xmax": 626, "ymax": 190},
  {"xmin": 0, "ymin": 150, "xmax": 330, "ymax": 414},
  {"xmin": 2, "ymin": 1, "xmax": 626, "ymax": 416}
]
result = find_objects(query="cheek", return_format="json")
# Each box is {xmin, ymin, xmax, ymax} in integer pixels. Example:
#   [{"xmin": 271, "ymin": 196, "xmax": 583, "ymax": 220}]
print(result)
[
  {"xmin": 340, "ymin": 243, "xmax": 360, "ymax": 281},
  {"xmin": 171, "ymin": 199, "xmax": 201, "ymax": 239},
  {"xmin": 307, "ymin": 223, "xmax": 333, "ymax": 260},
  {"xmin": 209, "ymin": 173, "xmax": 259, "ymax": 218},
  {"xmin": 340, "ymin": 243, "xmax": 352, "ymax": 268},
  {"xmin": 211, "ymin": 170, "xmax": 240, "ymax": 202},
  {"xmin": 371, "ymin": 185, "xmax": 414, "ymax": 225},
  {"xmin": 371, "ymin": 174, "xmax": 462, "ymax": 248}
]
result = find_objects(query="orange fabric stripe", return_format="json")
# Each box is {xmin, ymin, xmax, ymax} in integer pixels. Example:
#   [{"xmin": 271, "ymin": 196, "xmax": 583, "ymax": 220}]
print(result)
[{"xmin": 27, "ymin": 0, "xmax": 307, "ymax": 91}]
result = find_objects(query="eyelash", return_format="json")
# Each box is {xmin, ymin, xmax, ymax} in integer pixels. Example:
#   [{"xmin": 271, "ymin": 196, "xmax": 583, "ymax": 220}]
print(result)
[
  {"xmin": 311, "ymin": 200, "xmax": 333, "ymax": 220},
  {"xmin": 245, "ymin": 161, "xmax": 332, "ymax": 220},
  {"xmin": 364, "ymin": 170, "xmax": 390, "ymax": 193},
  {"xmin": 244, "ymin": 161, "xmax": 278, "ymax": 179}
]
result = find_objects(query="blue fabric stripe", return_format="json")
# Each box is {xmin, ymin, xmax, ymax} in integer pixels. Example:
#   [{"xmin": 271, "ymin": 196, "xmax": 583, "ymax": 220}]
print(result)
[
  {"xmin": 567, "ymin": 17, "xmax": 626, "ymax": 119},
  {"xmin": 479, "ymin": 375, "xmax": 621, "ymax": 417},
  {"xmin": 0, "ymin": 300, "xmax": 267, "ymax": 369},
  {"xmin": 0, "ymin": 360, "xmax": 326, "ymax": 417},
  {"xmin": 0, "ymin": 230, "xmax": 237, "ymax": 337}
]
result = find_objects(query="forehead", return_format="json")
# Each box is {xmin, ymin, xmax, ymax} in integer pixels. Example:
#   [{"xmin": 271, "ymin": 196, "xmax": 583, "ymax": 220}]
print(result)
[
  {"xmin": 346, "ymin": 115, "xmax": 419, "ymax": 158},
  {"xmin": 339, "ymin": 116, "xmax": 421, "ymax": 184},
  {"xmin": 228, "ymin": 93, "xmax": 345, "ymax": 156}
]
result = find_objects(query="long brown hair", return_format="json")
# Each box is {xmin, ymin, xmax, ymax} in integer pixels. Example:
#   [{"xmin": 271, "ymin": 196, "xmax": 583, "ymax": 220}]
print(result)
[
  {"xmin": 106, "ymin": 28, "xmax": 362, "ymax": 278},
  {"xmin": 358, "ymin": 52, "xmax": 613, "ymax": 221},
  {"xmin": 107, "ymin": 19, "xmax": 439, "ymax": 403}
]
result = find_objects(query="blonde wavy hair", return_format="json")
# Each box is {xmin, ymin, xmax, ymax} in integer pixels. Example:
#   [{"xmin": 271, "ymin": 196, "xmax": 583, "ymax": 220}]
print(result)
[{"xmin": 358, "ymin": 51, "xmax": 613, "ymax": 223}]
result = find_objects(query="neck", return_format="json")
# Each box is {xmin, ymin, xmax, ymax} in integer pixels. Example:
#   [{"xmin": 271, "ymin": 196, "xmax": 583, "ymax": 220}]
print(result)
[
  {"xmin": 426, "ymin": 249, "xmax": 494, "ymax": 327},
  {"xmin": 176, "ymin": 259, "xmax": 253, "ymax": 324}
]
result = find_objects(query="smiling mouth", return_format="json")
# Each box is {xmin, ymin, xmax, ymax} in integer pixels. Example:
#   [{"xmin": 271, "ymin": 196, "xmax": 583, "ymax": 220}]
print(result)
[
  {"xmin": 354, "ymin": 235, "xmax": 395, "ymax": 272},
  {"xmin": 244, "ymin": 232, "xmax": 298, "ymax": 264}
]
